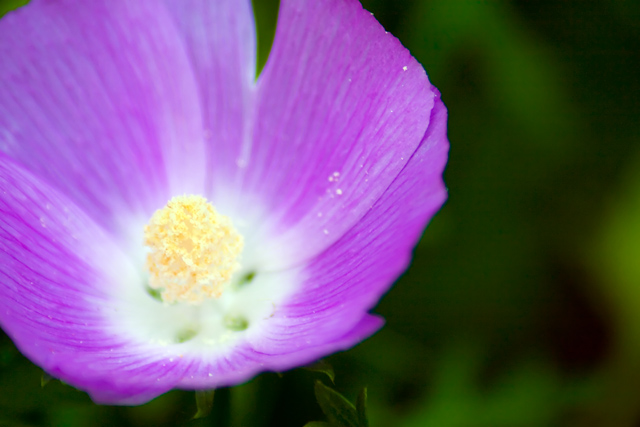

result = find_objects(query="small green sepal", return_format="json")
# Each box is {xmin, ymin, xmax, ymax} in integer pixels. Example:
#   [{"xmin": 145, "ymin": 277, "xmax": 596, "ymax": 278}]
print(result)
[
  {"xmin": 313, "ymin": 381, "xmax": 361, "ymax": 427},
  {"xmin": 41, "ymin": 371, "xmax": 54, "ymax": 388},
  {"xmin": 356, "ymin": 388, "xmax": 368, "ymax": 427},
  {"xmin": 304, "ymin": 359, "xmax": 336, "ymax": 383},
  {"xmin": 193, "ymin": 389, "xmax": 215, "ymax": 420},
  {"xmin": 303, "ymin": 422, "xmax": 342, "ymax": 427}
]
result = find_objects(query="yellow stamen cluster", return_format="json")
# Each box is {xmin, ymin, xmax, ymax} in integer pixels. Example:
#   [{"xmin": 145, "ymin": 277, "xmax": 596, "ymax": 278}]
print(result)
[{"xmin": 144, "ymin": 195, "xmax": 243, "ymax": 304}]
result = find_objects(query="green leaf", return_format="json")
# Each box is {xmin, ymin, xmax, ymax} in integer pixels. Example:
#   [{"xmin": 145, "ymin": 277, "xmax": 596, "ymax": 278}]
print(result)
[
  {"xmin": 304, "ymin": 359, "xmax": 336, "ymax": 383},
  {"xmin": 192, "ymin": 389, "xmax": 215, "ymax": 420},
  {"xmin": 251, "ymin": 0, "xmax": 279, "ymax": 78},
  {"xmin": 41, "ymin": 372, "xmax": 54, "ymax": 388},
  {"xmin": 355, "ymin": 388, "xmax": 368, "ymax": 427},
  {"xmin": 303, "ymin": 423, "xmax": 341, "ymax": 427},
  {"xmin": 313, "ymin": 381, "xmax": 359, "ymax": 427},
  {"xmin": 0, "ymin": 0, "xmax": 28, "ymax": 18}
]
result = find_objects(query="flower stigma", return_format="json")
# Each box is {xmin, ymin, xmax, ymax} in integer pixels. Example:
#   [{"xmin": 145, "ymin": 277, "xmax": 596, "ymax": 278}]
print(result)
[{"xmin": 144, "ymin": 195, "xmax": 243, "ymax": 305}]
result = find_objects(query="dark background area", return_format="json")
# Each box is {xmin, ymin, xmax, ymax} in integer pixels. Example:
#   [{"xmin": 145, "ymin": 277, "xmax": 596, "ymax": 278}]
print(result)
[{"xmin": 1, "ymin": 0, "xmax": 639, "ymax": 426}]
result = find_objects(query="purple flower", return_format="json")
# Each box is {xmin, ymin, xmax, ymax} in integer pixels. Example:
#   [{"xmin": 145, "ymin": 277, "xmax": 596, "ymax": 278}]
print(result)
[{"xmin": 0, "ymin": 0, "xmax": 448, "ymax": 405}]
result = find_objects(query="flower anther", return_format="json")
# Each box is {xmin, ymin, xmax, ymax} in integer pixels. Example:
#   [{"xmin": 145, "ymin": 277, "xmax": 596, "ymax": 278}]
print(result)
[{"xmin": 144, "ymin": 195, "xmax": 243, "ymax": 304}]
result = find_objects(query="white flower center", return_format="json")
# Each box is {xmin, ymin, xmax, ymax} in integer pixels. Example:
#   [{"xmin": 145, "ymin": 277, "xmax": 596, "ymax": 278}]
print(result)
[{"xmin": 144, "ymin": 195, "xmax": 243, "ymax": 304}]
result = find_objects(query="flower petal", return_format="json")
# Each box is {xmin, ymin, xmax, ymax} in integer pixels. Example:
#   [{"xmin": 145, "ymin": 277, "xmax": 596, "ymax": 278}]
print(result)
[
  {"xmin": 0, "ymin": 0, "xmax": 207, "ymax": 234},
  {"xmin": 160, "ymin": 0, "xmax": 257, "ymax": 204},
  {"xmin": 0, "ymin": 153, "xmax": 383, "ymax": 404},
  {"xmin": 250, "ymin": 93, "xmax": 448, "ymax": 356},
  {"xmin": 0, "ymin": 154, "xmax": 167, "ymax": 404},
  {"xmin": 172, "ymin": 314, "xmax": 384, "ymax": 390},
  {"xmin": 235, "ymin": 0, "xmax": 437, "ymax": 268},
  {"xmin": 0, "ymin": 154, "xmax": 244, "ymax": 405},
  {"xmin": 259, "ymin": 313, "xmax": 385, "ymax": 372}
]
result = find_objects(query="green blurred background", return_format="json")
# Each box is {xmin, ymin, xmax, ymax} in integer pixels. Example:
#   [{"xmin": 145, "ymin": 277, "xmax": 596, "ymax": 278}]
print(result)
[{"xmin": 1, "ymin": 0, "xmax": 639, "ymax": 426}]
